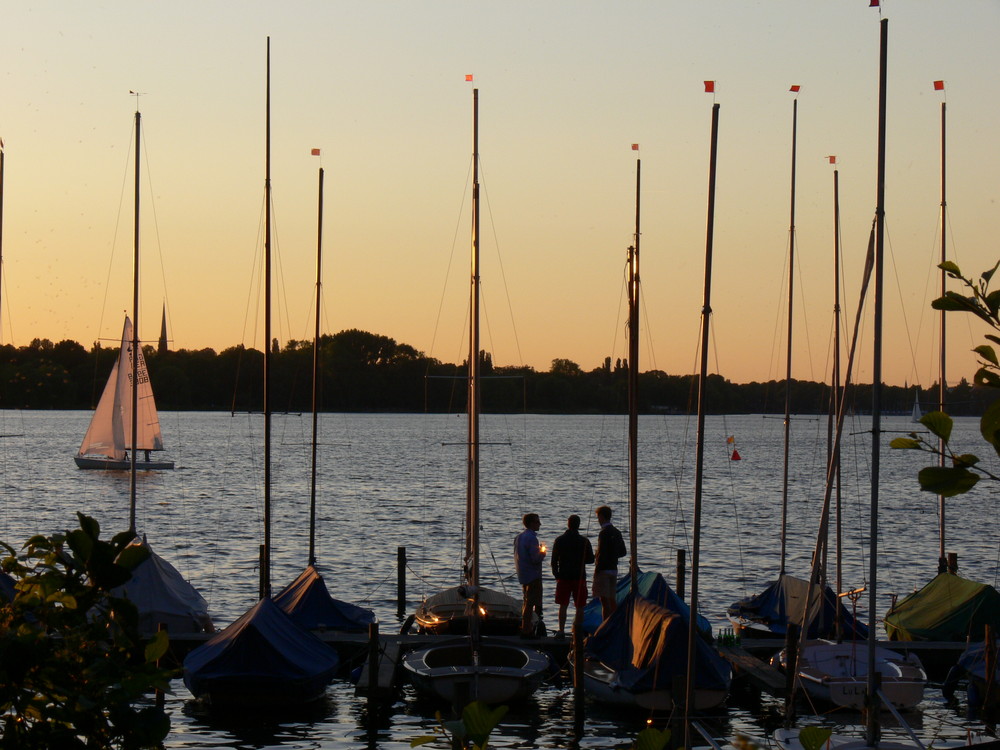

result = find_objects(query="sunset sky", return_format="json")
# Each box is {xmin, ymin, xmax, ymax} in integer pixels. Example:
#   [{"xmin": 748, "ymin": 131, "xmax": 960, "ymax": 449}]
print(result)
[{"xmin": 2, "ymin": 1, "xmax": 998, "ymax": 387}]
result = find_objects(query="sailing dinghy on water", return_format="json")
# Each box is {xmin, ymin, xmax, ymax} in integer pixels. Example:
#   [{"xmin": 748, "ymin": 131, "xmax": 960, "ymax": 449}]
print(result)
[
  {"xmin": 75, "ymin": 316, "xmax": 174, "ymax": 471},
  {"xmin": 401, "ymin": 87, "xmax": 549, "ymax": 706}
]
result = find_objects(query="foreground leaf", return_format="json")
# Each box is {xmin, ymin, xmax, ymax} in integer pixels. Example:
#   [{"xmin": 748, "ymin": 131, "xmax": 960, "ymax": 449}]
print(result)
[
  {"xmin": 917, "ymin": 466, "xmax": 980, "ymax": 497},
  {"xmin": 798, "ymin": 726, "xmax": 834, "ymax": 750},
  {"xmin": 635, "ymin": 725, "xmax": 671, "ymax": 750},
  {"xmin": 919, "ymin": 411, "xmax": 953, "ymax": 443}
]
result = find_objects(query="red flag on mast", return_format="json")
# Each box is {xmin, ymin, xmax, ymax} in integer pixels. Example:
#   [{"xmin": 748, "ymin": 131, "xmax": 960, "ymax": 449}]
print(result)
[
  {"xmin": 933, "ymin": 80, "xmax": 945, "ymax": 91},
  {"xmin": 789, "ymin": 85, "xmax": 801, "ymax": 93},
  {"xmin": 310, "ymin": 148, "xmax": 320, "ymax": 156},
  {"xmin": 465, "ymin": 74, "xmax": 473, "ymax": 82},
  {"xmin": 631, "ymin": 143, "xmax": 639, "ymax": 151},
  {"xmin": 828, "ymin": 155, "xmax": 837, "ymax": 164},
  {"xmin": 704, "ymin": 80, "xmax": 715, "ymax": 93}
]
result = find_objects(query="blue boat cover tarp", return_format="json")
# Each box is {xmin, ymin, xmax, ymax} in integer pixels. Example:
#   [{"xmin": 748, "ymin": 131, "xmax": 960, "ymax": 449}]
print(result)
[
  {"xmin": 585, "ymin": 593, "xmax": 731, "ymax": 693},
  {"xmin": 183, "ymin": 597, "xmax": 338, "ymax": 698},
  {"xmin": 0, "ymin": 571, "xmax": 16, "ymax": 602},
  {"xmin": 727, "ymin": 574, "xmax": 868, "ymax": 639},
  {"xmin": 582, "ymin": 570, "xmax": 710, "ymax": 636},
  {"xmin": 273, "ymin": 564, "xmax": 376, "ymax": 632}
]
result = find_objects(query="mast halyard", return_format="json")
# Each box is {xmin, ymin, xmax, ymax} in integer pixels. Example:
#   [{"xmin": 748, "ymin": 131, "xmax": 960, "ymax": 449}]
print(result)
[
  {"xmin": 627, "ymin": 158, "xmax": 640, "ymax": 596},
  {"xmin": 779, "ymin": 95, "xmax": 798, "ymax": 576},
  {"xmin": 129, "ymin": 110, "xmax": 141, "ymax": 535}
]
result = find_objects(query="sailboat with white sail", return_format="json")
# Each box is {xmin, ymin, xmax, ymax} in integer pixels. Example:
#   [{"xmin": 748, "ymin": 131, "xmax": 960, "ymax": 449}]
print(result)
[{"xmin": 402, "ymin": 86, "xmax": 549, "ymax": 706}]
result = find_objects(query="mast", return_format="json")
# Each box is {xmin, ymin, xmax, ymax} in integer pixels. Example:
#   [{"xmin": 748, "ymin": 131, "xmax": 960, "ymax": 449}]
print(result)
[
  {"xmin": 627, "ymin": 157, "xmax": 640, "ymax": 595},
  {"xmin": 0, "ymin": 140, "xmax": 4, "ymax": 350},
  {"xmin": 866, "ymin": 17, "xmax": 888, "ymax": 746},
  {"xmin": 309, "ymin": 166, "xmax": 324, "ymax": 566},
  {"xmin": 466, "ymin": 88, "xmax": 481, "ymax": 593},
  {"xmin": 129, "ymin": 110, "xmax": 141, "ymax": 534},
  {"xmin": 937, "ymin": 92, "xmax": 948, "ymax": 572},
  {"xmin": 685, "ymin": 100, "xmax": 719, "ymax": 750},
  {"xmin": 261, "ymin": 36, "xmax": 272, "ymax": 598},
  {"xmin": 833, "ymin": 163, "xmax": 843, "ymax": 640},
  {"xmin": 779, "ymin": 95, "xmax": 798, "ymax": 575}
]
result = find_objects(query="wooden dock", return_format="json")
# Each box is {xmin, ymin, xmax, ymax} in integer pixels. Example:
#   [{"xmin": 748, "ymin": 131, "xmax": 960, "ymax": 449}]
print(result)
[{"xmin": 717, "ymin": 643, "xmax": 787, "ymax": 697}]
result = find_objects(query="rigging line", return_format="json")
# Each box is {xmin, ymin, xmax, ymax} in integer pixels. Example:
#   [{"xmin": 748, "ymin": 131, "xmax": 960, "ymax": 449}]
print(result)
[
  {"xmin": 478, "ymin": 156, "xmax": 526, "ymax": 367},
  {"xmin": 910, "ymin": 208, "xmax": 945, "ymax": 389},
  {"xmin": 427, "ymin": 157, "xmax": 473, "ymax": 365},
  {"xmin": 884, "ymin": 217, "xmax": 923, "ymax": 390},
  {"xmin": 766, "ymin": 231, "xmax": 794, "ymax": 410},
  {"xmin": 138, "ymin": 122, "xmax": 172, "ymax": 346},
  {"xmin": 794, "ymin": 232, "xmax": 819, "ymax": 384}
]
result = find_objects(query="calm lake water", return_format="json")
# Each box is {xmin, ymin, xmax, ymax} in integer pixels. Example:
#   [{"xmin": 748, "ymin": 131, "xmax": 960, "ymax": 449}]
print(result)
[{"xmin": 1, "ymin": 409, "xmax": 997, "ymax": 748}]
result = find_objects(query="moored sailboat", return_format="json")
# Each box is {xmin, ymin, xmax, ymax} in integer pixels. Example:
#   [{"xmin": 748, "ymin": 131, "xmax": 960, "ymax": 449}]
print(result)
[
  {"xmin": 401, "ymin": 86, "xmax": 549, "ymax": 705},
  {"xmin": 183, "ymin": 38, "xmax": 338, "ymax": 708}
]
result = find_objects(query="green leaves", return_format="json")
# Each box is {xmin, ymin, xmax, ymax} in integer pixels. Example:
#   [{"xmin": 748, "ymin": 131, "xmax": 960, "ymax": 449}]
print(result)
[
  {"xmin": 918, "ymin": 466, "xmax": 980, "ymax": 497},
  {"xmin": 919, "ymin": 411, "xmax": 953, "ymax": 442},
  {"xmin": 634, "ymin": 725, "xmax": 671, "ymax": 750},
  {"xmin": 462, "ymin": 701, "xmax": 508, "ymax": 748},
  {"xmin": 798, "ymin": 727, "xmax": 834, "ymax": 750}
]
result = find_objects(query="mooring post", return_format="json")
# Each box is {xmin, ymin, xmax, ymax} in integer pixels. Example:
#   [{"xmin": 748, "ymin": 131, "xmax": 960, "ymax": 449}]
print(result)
[
  {"xmin": 155, "ymin": 622, "xmax": 166, "ymax": 710},
  {"xmin": 676, "ymin": 548, "xmax": 686, "ymax": 599},
  {"xmin": 572, "ymin": 608, "xmax": 585, "ymax": 717},
  {"xmin": 367, "ymin": 621, "xmax": 379, "ymax": 695},
  {"xmin": 948, "ymin": 552, "xmax": 958, "ymax": 574},
  {"xmin": 397, "ymin": 546, "xmax": 406, "ymax": 619},
  {"xmin": 985, "ymin": 624, "xmax": 996, "ymax": 712}
]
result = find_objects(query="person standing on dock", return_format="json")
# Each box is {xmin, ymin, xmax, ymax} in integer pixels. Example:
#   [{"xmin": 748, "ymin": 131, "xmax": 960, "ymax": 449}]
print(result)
[
  {"xmin": 593, "ymin": 505, "xmax": 626, "ymax": 621},
  {"xmin": 514, "ymin": 512, "xmax": 546, "ymax": 638},
  {"xmin": 551, "ymin": 514, "xmax": 594, "ymax": 638}
]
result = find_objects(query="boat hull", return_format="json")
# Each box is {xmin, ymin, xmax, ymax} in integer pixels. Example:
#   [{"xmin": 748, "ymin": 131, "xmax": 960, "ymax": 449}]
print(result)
[
  {"xmin": 775, "ymin": 640, "xmax": 926, "ymax": 710},
  {"xmin": 414, "ymin": 586, "xmax": 530, "ymax": 636},
  {"xmin": 402, "ymin": 638, "xmax": 549, "ymax": 705},
  {"xmin": 581, "ymin": 658, "xmax": 727, "ymax": 711},
  {"xmin": 74, "ymin": 455, "xmax": 174, "ymax": 470}
]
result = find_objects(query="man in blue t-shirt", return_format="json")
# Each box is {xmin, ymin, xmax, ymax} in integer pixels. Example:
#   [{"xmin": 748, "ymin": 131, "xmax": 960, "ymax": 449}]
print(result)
[{"xmin": 514, "ymin": 512, "xmax": 546, "ymax": 637}]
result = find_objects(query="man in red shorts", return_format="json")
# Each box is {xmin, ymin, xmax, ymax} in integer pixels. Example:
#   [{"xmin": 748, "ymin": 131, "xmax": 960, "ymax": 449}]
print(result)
[{"xmin": 550, "ymin": 514, "xmax": 595, "ymax": 638}]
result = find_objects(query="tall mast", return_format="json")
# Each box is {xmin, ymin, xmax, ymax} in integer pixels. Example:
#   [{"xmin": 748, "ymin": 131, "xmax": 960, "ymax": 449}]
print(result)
[
  {"xmin": 261, "ymin": 36, "xmax": 272, "ymax": 598},
  {"xmin": 0, "ymin": 141, "xmax": 4, "ymax": 350},
  {"xmin": 866, "ymin": 17, "xmax": 889, "ymax": 746},
  {"xmin": 309, "ymin": 166, "xmax": 324, "ymax": 566},
  {"xmin": 779, "ymin": 95, "xmax": 798, "ymax": 576},
  {"xmin": 685, "ymin": 101, "xmax": 719, "ymax": 750},
  {"xmin": 833, "ymin": 163, "xmax": 843, "ymax": 640},
  {"xmin": 627, "ymin": 158, "xmax": 640, "ymax": 595},
  {"xmin": 937, "ymin": 93, "xmax": 948, "ymax": 572},
  {"xmin": 466, "ymin": 87, "xmax": 481, "ymax": 591},
  {"xmin": 129, "ymin": 110, "xmax": 141, "ymax": 534}
]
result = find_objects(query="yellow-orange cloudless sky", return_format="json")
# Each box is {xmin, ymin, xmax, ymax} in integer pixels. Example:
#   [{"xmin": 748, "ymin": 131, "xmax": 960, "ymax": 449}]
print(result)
[{"xmin": 2, "ymin": 1, "xmax": 998, "ymax": 387}]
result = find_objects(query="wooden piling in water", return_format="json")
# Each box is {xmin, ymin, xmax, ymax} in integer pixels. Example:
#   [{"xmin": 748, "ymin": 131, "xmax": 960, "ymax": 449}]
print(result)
[
  {"xmin": 397, "ymin": 546, "xmax": 406, "ymax": 619},
  {"xmin": 573, "ymin": 608, "xmax": 585, "ymax": 718},
  {"xmin": 367, "ymin": 622, "xmax": 379, "ymax": 697},
  {"xmin": 675, "ymin": 549, "xmax": 686, "ymax": 599}
]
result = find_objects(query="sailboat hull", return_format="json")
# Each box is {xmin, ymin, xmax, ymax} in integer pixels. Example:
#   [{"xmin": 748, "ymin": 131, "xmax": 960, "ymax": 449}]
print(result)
[
  {"xmin": 582, "ymin": 658, "xmax": 727, "ymax": 711},
  {"xmin": 402, "ymin": 638, "xmax": 549, "ymax": 705},
  {"xmin": 74, "ymin": 455, "xmax": 174, "ymax": 470},
  {"xmin": 413, "ymin": 585, "xmax": 527, "ymax": 636}
]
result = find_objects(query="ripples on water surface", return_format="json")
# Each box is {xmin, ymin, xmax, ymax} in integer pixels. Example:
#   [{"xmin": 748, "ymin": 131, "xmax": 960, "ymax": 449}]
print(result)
[{"xmin": 1, "ymin": 410, "xmax": 998, "ymax": 748}]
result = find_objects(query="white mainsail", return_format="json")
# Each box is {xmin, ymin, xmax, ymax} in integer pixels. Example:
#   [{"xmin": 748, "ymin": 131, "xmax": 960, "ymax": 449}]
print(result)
[{"xmin": 77, "ymin": 316, "xmax": 165, "ymax": 460}]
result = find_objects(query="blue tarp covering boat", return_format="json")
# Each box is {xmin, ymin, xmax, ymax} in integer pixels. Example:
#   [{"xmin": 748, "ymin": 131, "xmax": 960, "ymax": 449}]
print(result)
[
  {"xmin": 727, "ymin": 573, "xmax": 868, "ymax": 639},
  {"xmin": 585, "ymin": 593, "xmax": 731, "ymax": 696},
  {"xmin": 273, "ymin": 564, "xmax": 376, "ymax": 632},
  {"xmin": 582, "ymin": 570, "xmax": 710, "ymax": 636},
  {"xmin": 183, "ymin": 597, "xmax": 338, "ymax": 707}
]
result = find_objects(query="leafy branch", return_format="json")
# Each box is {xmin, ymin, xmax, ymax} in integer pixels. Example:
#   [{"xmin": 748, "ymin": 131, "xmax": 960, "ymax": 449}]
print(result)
[{"xmin": 892, "ymin": 261, "xmax": 1000, "ymax": 497}]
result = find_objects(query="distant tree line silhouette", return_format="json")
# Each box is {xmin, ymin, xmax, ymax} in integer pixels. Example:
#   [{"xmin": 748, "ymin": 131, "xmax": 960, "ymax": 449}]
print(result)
[{"xmin": 0, "ymin": 329, "xmax": 991, "ymax": 416}]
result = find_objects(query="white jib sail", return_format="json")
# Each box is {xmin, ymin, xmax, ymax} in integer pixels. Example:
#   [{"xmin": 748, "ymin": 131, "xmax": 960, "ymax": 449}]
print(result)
[{"xmin": 77, "ymin": 316, "xmax": 165, "ymax": 458}]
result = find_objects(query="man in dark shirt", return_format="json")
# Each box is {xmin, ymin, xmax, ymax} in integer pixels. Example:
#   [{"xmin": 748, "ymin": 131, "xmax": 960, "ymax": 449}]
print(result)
[
  {"xmin": 593, "ymin": 505, "xmax": 626, "ymax": 621},
  {"xmin": 550, "ymin": 514, "xmax": 595, "ymax": 638}
]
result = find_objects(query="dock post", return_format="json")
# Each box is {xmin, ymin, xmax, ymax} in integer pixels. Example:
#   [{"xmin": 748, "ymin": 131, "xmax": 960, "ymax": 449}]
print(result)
[
  {"xmin": 367, "ymin": 621, "xmax": 379, "ymax": 696},
  {"xmin": 948, "ymin": 552, "xmax": 958, "ymax": 574},
  {"xmin": 985, "ymin": 625, "xmax": 996, "ymax": 713},
  {"xmin": 676, "ymin": 548, "xmax": 686, "ymax": 599},
  {"xmin": 155, "ymin": 622, "xmax": 166, "ymax": 710},
  {"xmin": 572, "ymin": 608, "xmax": 585, "ymax": 718},
  {"xmin": 397, "ymin": 546, "xmax": 406, "ymax": 619}
]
